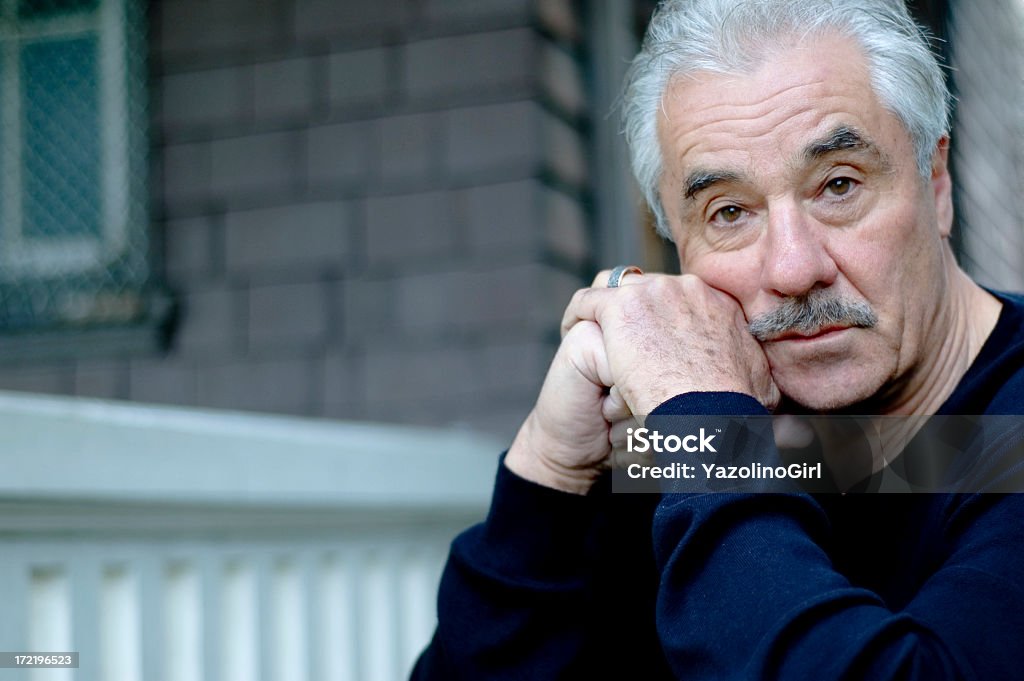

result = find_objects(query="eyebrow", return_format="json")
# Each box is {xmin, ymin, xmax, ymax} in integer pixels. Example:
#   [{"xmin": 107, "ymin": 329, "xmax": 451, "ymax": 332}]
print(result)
[
  {"xmin": 681, "ymin": 125, "xmax": 888, "ymax": 203},
  {"xmin": 683, "ymin": 170, "xmax": 743, "ymax": 200},
  {"xmin": 804, "ymin": 125, "xmax": 874, "ymax": 161}
]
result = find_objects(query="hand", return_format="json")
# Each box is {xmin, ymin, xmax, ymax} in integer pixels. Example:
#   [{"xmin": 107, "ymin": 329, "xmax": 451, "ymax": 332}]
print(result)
[
  {"xmin": 505, "ymin": 320, "xmax": 617, "ymax": 494},
  {"xmin": 562, "ymin": 272, "xmax": 779, "ymax": 416}
]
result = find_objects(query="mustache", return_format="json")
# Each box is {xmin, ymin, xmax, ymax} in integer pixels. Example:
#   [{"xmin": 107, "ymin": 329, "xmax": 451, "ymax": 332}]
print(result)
[{"xmin": 748, "ymin": 291, "xmax": 877, "ymax": 341}]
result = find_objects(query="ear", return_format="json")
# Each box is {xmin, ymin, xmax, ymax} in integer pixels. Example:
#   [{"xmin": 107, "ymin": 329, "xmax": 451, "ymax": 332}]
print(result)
[{"xmin": 930, "ymin": 136, "xmax": 953, "ymax": 239}]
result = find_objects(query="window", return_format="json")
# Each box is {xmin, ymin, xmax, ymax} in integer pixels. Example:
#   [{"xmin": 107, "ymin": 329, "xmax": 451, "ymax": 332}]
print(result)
[{"xmin": 0, "ymin": 0, "xmax": 164, "ymax": 350}]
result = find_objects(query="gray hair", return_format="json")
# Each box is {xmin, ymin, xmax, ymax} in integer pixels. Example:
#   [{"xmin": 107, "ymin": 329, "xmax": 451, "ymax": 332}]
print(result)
[{"xmin": 622, "ymin": 0, "xmax": 952, "ymax": 239}]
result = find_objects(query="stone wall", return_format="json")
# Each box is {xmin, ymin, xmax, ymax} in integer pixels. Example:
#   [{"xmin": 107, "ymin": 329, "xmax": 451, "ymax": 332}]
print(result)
[{"xmin": 0, "ymin": 0, "xmax": 593, "ymax": 439}]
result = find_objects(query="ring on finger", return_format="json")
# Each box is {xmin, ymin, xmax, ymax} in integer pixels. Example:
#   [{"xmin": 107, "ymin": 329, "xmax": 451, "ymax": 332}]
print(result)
[{"xmin": 607, "ymin": 265, "xmax": 644, "ymax": 288}]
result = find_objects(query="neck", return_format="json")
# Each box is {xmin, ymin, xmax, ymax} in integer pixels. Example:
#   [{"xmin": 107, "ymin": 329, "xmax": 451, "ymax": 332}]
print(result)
[{"xmin": 874, "ymin": 252, "xmax": 1001, "ymax": 416}]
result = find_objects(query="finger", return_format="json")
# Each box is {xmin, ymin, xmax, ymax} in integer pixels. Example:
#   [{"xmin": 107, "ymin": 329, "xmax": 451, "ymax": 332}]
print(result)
[
  {"xmin": 608, "ymin": 445, "xmax": 637, "ymax": 471},
  {"xmin": 601, "ymin": 384, "xmax": 632, "ymax": 424},
  {"xmin": 560, "ymin": 287, "xmax": 604, "ymax": 338},
  {"xmin": 592, "ymin": 266, "xmax": 644, "ymax": 288},
  {"xmin": 608, "ymin": 432, "xmax": 654, "ymax": 470},
  {"xmin": 590, "ymin": 269, "xmax": 612, "ymax": 287},
  {"xmin": 562, "ymin": 319, "xmax": 616, "ymax": 389},
  {"xmin": 562, "ymin": 268, "xmax": 651, "ymax": 338},
  {"xmin": 560, "ymin": 276, "xmax": 641, "ymax": 338},
  {"xmin": 608, "ymin": 415, "xmax": 641, "ymax": 450}
]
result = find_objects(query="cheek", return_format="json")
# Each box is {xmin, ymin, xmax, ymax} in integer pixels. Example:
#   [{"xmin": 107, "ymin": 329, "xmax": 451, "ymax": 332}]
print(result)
[
  {"xmin": 677, "ymin": 249, "xmax": 763, "ymax": 311},
  {"xmin": 840, "ymin": 201, "xmax": 934, "ymax": 301}
]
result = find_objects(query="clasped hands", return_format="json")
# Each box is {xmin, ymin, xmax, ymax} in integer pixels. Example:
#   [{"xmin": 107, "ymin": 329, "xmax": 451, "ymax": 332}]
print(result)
[{"xmin": 506, "ymin": 270, "xmax": 780, "ymax": 494}]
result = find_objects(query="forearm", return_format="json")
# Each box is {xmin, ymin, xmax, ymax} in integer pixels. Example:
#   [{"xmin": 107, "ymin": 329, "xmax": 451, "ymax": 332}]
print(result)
[
  {"xmin": 654, "ymin": 492, "xmax": 969, "ymax": 680},
  {"xmin": 649, "ymin": 393, "xmax": 1024, "ymax": 680},
  {"xmin": 411, "ymin": 456, "xmax": 603, "ymax": 680}
]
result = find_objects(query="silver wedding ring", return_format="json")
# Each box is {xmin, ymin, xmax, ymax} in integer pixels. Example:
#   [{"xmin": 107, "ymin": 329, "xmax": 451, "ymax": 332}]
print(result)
[{"xmin": 607, "ymin": 265, "xmax": 643, "ymax": 288}]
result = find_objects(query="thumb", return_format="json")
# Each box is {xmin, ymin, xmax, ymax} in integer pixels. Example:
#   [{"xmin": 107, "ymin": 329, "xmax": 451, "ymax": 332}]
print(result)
[{"xmin": 562, "ymin": 320, "xmax": 614, "ymax": 390}]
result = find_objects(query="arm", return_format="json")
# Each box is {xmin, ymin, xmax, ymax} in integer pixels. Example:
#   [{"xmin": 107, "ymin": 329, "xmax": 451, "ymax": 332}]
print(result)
[
  {"xmin": 411, "ymin": 458, "xmax": 671, "ymax": 680},
  {"xmin": 414, "ymin": 270, "xmax": 774, "ymax": 679},
  {"xmin": 412, "ymin": 316, "xmax": 673, "ymax": 679},
  {"xmin": 648, "ymin": 392, "xmax": 1024, "ymax": 680},
  {"xmin": 411, "ymin": 458, "xmax": 604, "ymax": 680}
]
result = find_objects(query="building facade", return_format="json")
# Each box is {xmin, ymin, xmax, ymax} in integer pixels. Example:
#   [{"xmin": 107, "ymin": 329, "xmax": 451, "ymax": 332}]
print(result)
[{"xmin": 0, "ymin": 0, "xmax": 1020, "ymax": 439}]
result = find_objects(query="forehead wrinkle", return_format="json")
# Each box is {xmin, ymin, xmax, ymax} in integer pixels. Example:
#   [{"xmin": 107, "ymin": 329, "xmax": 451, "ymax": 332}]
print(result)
[
  {"xmin": 660, "ymin": 75, "xmax": 833, "ymax": 146},
  {"xmin": 668, "ymin": 100, "xmax": 863, "ymax": 191},
  {"xmin": 692, "ymin": 80, "xmax": 827, "ymax": 122},
  {"xmin": 663, "ymin": 64, "xmax": 896, "ymax": 214}
]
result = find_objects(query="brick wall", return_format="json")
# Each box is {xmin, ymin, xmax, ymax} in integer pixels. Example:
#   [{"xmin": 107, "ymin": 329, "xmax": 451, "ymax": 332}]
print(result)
[{"xmin": 0, "ymin": 0, "xmax": 593, "ymax": 439}]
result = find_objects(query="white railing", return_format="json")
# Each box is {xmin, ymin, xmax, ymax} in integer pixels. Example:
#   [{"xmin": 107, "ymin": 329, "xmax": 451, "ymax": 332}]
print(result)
[{"xmin": 0, "ymin": 391, "xmax": 502, "ymax": 681}]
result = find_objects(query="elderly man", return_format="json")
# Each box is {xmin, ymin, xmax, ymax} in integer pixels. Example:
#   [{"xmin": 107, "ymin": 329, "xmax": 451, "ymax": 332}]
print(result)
[{"xmin": 413, "ymin": 0, "xmax": 1024, "ymax": 678}]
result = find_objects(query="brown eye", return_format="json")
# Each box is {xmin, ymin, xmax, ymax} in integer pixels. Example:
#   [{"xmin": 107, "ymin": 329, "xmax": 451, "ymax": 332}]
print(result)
[
  {"xmin": 715, "ymin": 205, "xmax": 743, "ymax": 223},
  {"xmin": 826, "ymin": 177, "xmax": 854, "ymax": 196}
]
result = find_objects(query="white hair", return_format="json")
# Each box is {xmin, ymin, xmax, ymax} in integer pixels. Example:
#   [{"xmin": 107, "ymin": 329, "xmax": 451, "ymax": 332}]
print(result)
[{"xmin": 622, "ymin": 0, "xmax": 952, "ymax": 238}]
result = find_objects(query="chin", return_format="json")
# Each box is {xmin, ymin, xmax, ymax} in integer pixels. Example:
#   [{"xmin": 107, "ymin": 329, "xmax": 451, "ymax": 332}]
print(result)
[{"xmin": 773, "ymin": 368, "xmax": 886, "ymax": 414}]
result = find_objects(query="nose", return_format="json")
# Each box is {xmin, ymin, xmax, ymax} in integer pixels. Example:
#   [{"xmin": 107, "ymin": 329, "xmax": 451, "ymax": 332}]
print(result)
[{"xmin": 760, "ymin": 202, "xmax": 838, "ymax": 297}]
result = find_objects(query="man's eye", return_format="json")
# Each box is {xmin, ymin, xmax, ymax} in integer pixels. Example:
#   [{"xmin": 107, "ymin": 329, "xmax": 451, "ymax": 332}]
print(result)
[
  {"xmin": 713, "ymin": 205, "xmax": 744, "ymax": 223},
  {"xmin": 825, "ymin": 177, "xmax": 855, "ymax": 197}
]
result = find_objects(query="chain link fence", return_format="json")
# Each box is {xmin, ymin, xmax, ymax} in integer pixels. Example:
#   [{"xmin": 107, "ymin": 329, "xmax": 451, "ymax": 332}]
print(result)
[{"xmin": 949, "ymin": 0, "xmax": 1024, "ymax": 291}]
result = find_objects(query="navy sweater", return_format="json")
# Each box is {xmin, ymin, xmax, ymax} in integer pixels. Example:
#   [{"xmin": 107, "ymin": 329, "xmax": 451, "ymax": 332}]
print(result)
[{"xmin": 413, "ymin": 292, "xmax": 1024, "ymax": 680}]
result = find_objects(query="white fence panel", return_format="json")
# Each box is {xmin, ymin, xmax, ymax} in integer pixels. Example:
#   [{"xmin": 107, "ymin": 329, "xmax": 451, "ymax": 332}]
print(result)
[{"xmin": 0, "ymin": 391, "xmax": 499, "ymax": 681}]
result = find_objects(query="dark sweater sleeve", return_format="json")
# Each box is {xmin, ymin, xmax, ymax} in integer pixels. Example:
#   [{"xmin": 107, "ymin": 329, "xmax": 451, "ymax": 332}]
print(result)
[
  {"xmin": 410, "ymin": 454, "xmax": 605, "ymax": 680},
  {"xmin": 650, "ymin": 392, "xmax": 1024, "ymax": 680},
  {"xmin": 411, "ymin": 454, "xmax": 673, "ymax": 680}
]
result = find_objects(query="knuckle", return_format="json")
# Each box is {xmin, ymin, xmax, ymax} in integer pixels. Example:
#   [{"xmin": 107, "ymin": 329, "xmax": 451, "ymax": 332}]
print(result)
[
  {"xmin": 678, "ymin": 273, "xmax": 704, "ymax": 292},
  {"xmin": 564, "ymin": 318, "xmax": 597, "ymax": 341},
  {"xmin": 646, "ymin": 274, "xmax": 675, "ymax": 295},
  {"xmin": 566, "ymin": 287, "xmax": 589, "ymax": 308}
]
